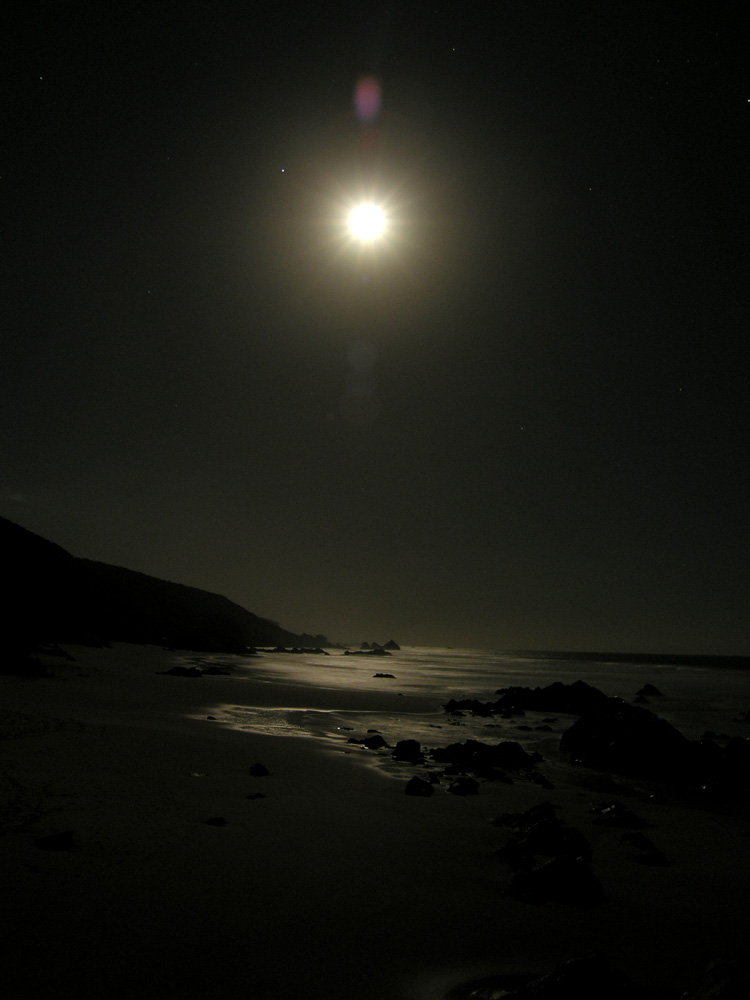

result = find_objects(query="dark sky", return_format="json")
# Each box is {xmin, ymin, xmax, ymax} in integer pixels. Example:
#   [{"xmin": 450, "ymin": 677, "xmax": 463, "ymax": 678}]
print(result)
[{"xmin": 3, "ymin": 2, "xmax": 748, "ymax": 653}]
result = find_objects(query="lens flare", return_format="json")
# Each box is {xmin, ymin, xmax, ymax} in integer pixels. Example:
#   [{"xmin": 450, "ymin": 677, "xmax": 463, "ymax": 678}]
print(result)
[
  {"xmin": 348, "ymin": 203, "xmax": 386, "ymax": 241},
  {"xmin": 354, "ymin": 75, "xmax": 382, "ymax": 123}
]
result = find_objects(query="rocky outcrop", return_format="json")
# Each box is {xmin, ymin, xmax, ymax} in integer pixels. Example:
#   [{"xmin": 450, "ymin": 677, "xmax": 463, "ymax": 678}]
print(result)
[
  {"xmin": 494, "ymin": 679, "xmax": 611, "ymax": 715},
  {"xmin": 430, "ymin": 739, "xmax": 543, "ymax": 782},
  {"xmin": 443, "ymin": 680, "xmax": 610, "ymax": 720},
  {"xmin": 344, "ymin": 648, "xmax": 392, "ymax": 657},
  {"xmin": 560, "ymin": 699, "xmax": 699, "ymax": 780}
]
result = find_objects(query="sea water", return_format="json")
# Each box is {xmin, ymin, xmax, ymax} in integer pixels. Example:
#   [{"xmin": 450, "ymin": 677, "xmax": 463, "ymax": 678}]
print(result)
[{"xmin": 192, "ymin": 647, "xmax": 750, "ymax": 772}]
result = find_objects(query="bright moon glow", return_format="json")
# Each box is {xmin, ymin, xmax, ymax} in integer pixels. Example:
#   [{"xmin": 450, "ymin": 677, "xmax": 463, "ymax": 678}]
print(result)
[{"xmin": 348, "ymin": 204, "xmax": 386, "ymax": 241}]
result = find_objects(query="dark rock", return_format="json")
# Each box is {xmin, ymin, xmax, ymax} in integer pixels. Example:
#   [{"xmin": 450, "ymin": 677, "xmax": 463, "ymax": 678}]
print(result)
[
  {"xmin": 637, "ymin": 683, "xmax": 663, "ymax": 697},
  {"xmin": 249, "ymin": 762, "xmax": 270, "ymax": 776},
  {"xmin": 621, "ymin": 831, "xmax": 670, "ymax": 866},
  {"xmin": 509, "ymin": 855, "xmax": 604, "ymax": 906},
  {"xmin": 589, "ymin": 800, "xmax": 651, "ymax": 829},
  {"xmin": 158, "ymin": 665, "xmax": 203, "ymax": 677},
  {"xmin": 363, "ymin": 734, "xmax": 388, "ymax": 750},
  {"xmin": 560, "ymin": 699, "xmax": 697, "ymax": 779},
  {"xmin": 392, "ymin": 739, "xmax": 422, "ymax": 762},
  {"xmin": 245, "ymin": 793, "xmax": 266, "ymax": 800},
  {"xmin": 405, "ymin": 776, "xmax": 435, "ymax": 797},
  {"xmin": 383, "ymin": 639, "xmax": 401, "ymax": 650},
  {"xmin": 35, "ymin": 830, "xmax": 75, "ymax": 850},
  {"xmin": 430, "ymin": 739, "xmax": 542, "ymax": 776},
  {"xmin": 497, "ymin": 816, "xmax": 592, "ymax": 868},
  {"xmin": 373, "ymin": 672, "xmax": 395, "ymax": 678},
  {"xmin": 495, "ymin": 802, "xmax": 561, "ymax": 830},
  {"xmin": 200, "ymin": 665, "xmax": 231, "ymax": 675},
  {"xmin": 493, "ymin": 679, "xmax": 610, "ymax": 716},
  {"xmin": 443, "ymin": 698, "xmax": 494, "ymax": 717},
  {"xmin": 700, "ymin": 737, "xmax": 750, "ymax": 798},
  {"xmin": 344, "ymin": 648, "xmax": 392, "ymax": 657},
  {"xmin": 205, "ymin": 816, "xmax": 227, "ymax": 826},
  {"xmin": 448, "ymin": 776, "xmax": 480, "ymax": 796}
]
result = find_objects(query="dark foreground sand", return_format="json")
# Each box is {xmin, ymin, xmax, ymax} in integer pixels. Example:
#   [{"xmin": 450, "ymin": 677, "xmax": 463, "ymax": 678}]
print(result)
[{"xmin": 2, "ymin": 644, "xmax": 749, "ymax": 999}]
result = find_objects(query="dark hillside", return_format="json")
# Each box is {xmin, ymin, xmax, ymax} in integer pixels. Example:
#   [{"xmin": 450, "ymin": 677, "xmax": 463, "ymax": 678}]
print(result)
[{"xmin": 1, "ymin": 517, "xmax": 323, "ymax": 653}]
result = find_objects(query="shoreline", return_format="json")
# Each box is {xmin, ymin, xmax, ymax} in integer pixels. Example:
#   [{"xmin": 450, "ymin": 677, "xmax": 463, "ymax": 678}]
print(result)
[{"xmin": 2, "ymin": 643, "xmax": 749, "ymax": 998}]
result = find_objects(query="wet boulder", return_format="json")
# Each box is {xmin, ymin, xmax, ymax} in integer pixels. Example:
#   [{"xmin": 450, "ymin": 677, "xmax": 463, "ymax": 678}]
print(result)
[
  {"xmin": 248, "ymin": 762, "xmax": 270, "ymax": 776},
  {"xmin": 493, "ymin": 679, "xmax": 610, "ymax": 716},
  {"xmin": 363, "ymin": 733, "xmax": 388, "ymax": 750},
  {"xmin": 404, "ymin": 776, "xmax": 435, "ymax": 797},
  {"xmin": 560, "ymin": 700, "xmax": 696, "ymax": 780},
  {"xmin": 392, "ymin": 739, "xmax": 422, "ymax": 762},
  {"xmin": 448, "ymin": 776, "xmax": 479, "ymax": 796}
]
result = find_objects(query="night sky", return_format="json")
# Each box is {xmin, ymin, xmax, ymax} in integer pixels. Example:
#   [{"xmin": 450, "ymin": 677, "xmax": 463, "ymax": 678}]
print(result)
[{"xmin": 3, "ymin": 2, "xmax": 748, "ymax": 653}]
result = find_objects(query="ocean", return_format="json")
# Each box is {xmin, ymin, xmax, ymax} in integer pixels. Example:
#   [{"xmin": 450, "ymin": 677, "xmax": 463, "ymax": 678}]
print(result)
[{"xmin": 189, "ymin": 646, "xmax": 750, "ymax": 778}]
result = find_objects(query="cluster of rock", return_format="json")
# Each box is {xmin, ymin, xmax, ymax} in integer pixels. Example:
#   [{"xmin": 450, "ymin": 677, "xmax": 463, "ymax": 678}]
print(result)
[
  {"xmin": 346, "ymin": 730, "xmax": 554, "ymax": 795},
  {"xmin": 344, "ymin": 647, "xmax": 392, "ymax": 657},
  {"xmin": 443, "ymin": 678, "xmax": 750, "ymax": 797},
  {"xmin": 560, "ymin": 698, "xmax": 750, "ymax": 794},
  {"xmin": 264, "ymin": 646, "xmax": 329, "ymax": 655},
  {"xmin": 444, "ymin": 679, "xmax": 610, "ymax": 719},
  {"xmin": 359, "ymin": 639, "xmax": 400, "ymax": 650}
]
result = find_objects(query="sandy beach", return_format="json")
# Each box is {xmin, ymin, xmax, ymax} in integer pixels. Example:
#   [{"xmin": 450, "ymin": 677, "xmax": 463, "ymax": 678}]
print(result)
[{"xmin": 2, "ymin": 644, "xmax": 750, "ymax": 999}]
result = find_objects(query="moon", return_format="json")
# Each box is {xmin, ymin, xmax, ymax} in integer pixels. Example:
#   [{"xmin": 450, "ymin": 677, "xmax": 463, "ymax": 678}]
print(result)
[{"xmin": 348, "ymin": 203, "xmax": 386, "ymax": 241}]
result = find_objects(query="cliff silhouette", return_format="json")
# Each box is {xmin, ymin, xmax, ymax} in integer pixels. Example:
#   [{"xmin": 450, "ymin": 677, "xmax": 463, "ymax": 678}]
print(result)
[{"xmin": 2, "ymin": 516, "xmax": 326, "ymax": 653}]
